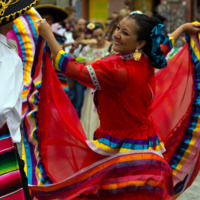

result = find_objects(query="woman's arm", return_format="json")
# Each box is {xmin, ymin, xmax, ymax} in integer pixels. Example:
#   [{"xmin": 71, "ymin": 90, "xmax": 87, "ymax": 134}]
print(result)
[
  {"xmin": 38, "ymin": 20, "xmax": 96, "ymax": 88},
  {"xmin": 170, "ymin": 23, "xmax": 200, "ymax": 44},
  {"xmin": 38, "ymin": 20, "xmax": 62, "ymax": 59}
]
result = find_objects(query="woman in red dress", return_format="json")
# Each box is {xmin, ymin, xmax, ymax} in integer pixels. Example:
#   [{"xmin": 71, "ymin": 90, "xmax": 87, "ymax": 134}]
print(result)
[{"xmin": 29, "ymin": 14, "xmax": 200, "ymax": 199}]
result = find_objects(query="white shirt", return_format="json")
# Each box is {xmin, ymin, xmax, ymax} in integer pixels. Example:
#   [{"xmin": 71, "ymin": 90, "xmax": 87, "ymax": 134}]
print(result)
[
  {"xmin": 64, "ymin": 31, "xmax": 75, "ymax": 54},
  {"xmin": 0, "ymin": 33, "xmax": 23, "ymax": 143}
]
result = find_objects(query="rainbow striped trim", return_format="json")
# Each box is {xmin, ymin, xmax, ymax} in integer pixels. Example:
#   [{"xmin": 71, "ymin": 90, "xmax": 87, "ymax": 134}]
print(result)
[
  {"xmin": 87, "ymin": 134, "xmax": 165, "ymax": 156},
  {"xmin": 168, "ymin": 22, "xmax": 200, "ymax": 198},
  {"xmin": 22, "ymin": 37, "xmax": 53, "ymax": 186},
  {"xmin": 7, "ymin": 8, "xmax": 41, "ymax": 116},
  {"xmin": 29, "ymin": 150, "xmax": 173, "ymax": 199},
  {"xmin": 55, "ymin": 50, "xmax": 72, "ymax": 73}
]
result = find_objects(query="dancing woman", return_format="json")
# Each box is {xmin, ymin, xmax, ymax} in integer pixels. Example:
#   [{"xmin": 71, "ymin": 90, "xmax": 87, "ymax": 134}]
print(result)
[{"xmin": 30, "ymin": 13, "xmax": 200, "ymax": 199}]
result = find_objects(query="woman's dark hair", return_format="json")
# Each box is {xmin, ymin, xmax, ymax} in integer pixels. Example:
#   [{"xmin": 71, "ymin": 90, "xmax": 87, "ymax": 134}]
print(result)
[
  {"xmin": 85, "ymin": 22, "xmax": 104, "ymax": 37},
  {"xmin": 127, "ymin": 13, "xmax": 167, "ymax": 69},
  {"xmin": 92, "ymin": 22, "xmax": 104, "ymax": 33}
]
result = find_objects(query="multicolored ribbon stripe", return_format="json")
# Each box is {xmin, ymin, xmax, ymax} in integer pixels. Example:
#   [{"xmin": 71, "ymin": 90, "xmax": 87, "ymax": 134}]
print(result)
[
  {"xmin": 169, "ymin": 23, "xmax": 200, "ymax": 198},
  {"xmin": 22, "ymin": 37, "xmax": 53, "ymax": 186},
  {"xmin": 29, "ymin": 150, "xmax": 173, "ymax": 200},
  {"xmin": 7, "ymin": 8, "xmax": 40, "ymax": 116}
]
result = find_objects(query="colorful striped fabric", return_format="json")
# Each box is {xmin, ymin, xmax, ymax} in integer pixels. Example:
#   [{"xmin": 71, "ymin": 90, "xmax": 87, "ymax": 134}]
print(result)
[
  {"xmin": 56, "ymin": 71, "xmax": 69, "ymax": 94},
  {"xmin": 7, "ymin": 8, "xmax": 50, "ymax": 186},
  {"xmin": 87, "ymin": 134, "xmax": 165, "ymax": 156},
  {"xmin": 29, "ymin": 150, "xmax": 173, "ymax": 200},
  {"xmin": 7, "ymin": 8, "xmax": 68, "ymax": 186},
  {"xmin": 22, "ymin": 37, "xmax": 53, "ymax": 186},
  {"xmin": 6, "ymin": 8, "xmax": 41, "ymax": 116},
  {"xmin": 7, "ymin": 8, "xmax": 69, "ymax": 113},
  {"xmin": 0, "ymin": 124, "xmax": 25, "ymax": 200},
  {"xmin": 168, "ymin": 24, "xmax": 200, "ymax": 198}
]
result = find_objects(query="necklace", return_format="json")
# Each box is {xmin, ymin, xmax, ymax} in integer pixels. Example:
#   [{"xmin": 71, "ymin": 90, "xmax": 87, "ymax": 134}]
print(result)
[
  {"xmin": 121, "ymin": 50, "xmax": 143, "ymax": 61},
  {"xmin": 121, "ymin": 53, "xmax": 134, "ymax": 61}
]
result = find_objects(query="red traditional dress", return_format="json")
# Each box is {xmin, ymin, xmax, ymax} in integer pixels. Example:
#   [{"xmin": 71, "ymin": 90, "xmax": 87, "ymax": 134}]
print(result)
[
  {"xmin": 21, "ymin": 23, "xmax": 200, "ymax": 200},
  {"xmin": 26, "ymin": 37, "xmax": 174, "ymax": 199}
]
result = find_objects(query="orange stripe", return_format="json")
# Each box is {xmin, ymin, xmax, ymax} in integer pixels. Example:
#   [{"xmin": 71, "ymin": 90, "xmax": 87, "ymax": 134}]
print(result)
[{"xmin": 30, "ymin": 152, "xmax": 166, "ymax": 191}]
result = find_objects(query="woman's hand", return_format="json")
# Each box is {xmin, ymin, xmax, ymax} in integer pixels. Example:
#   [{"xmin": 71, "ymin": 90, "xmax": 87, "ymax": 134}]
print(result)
[
  {"xmin": 181, "ymin": 23, "xmax": 200, "ymax": 35},
  {"xmin": 37, "ymin": 19, "xmax": 62, "ymax": 59},
  {"xmin": 37, "ymin": 19, "xmax": 54, "ymax": 41},
  {"xmin": 170, "ymin": 22, "xmax": 200, "ymax": 44}
]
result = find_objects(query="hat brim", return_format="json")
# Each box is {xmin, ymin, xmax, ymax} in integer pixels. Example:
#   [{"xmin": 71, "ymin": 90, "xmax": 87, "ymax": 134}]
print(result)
[
  {"xmin": 34, "ymin": 4, "xmax": 69, "ymax": 23},
  {"xmin": 0, "ymin": 0, "xmax": 39, "ymax": 26}
]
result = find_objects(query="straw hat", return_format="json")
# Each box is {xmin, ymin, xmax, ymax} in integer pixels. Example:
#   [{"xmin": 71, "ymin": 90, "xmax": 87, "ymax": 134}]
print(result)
[
  {"xmin": 0, "ymin": 0, "xmax": 39, "ymax": 26},
  {"xmin": 34, "ymin": 4, "xmax": 69, "ymax": 23}
]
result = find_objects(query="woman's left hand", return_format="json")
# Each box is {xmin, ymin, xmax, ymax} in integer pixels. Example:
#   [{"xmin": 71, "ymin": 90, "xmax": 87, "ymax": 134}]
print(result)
[{"xmin": 37, "ymin": 19, "xmax": 54, "ymax": 41}]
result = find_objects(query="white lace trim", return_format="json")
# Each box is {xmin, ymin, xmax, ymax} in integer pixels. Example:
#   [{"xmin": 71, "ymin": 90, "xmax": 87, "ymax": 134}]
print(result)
[{"xmin": 87, "ymin": 65, "xmax": 101, "ymax": 90}]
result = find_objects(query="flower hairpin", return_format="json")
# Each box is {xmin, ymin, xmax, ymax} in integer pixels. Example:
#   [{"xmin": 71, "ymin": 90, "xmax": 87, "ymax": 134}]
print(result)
[{"xmin": 87, "ymin": 22, "xmax": 95, "ymax": 30}]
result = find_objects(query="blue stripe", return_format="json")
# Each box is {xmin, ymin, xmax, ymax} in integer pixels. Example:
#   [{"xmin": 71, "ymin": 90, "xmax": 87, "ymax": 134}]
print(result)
[
  {"xmin": 13, "ymin": 24, "xmax": 26, "ymax": 74},
  {"xmin": 98, "ymin": 138, "xmax": 158, "ymax": 150},
  {"xmin": 24, "ymin": 13, "xmax": 38, "ymax": 43},
  {"xmin": 22, "ymin": 128, "xmax": 33, "ymax": 184}
]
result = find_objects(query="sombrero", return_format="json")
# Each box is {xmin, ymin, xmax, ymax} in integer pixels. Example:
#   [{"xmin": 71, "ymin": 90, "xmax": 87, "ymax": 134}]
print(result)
[
  {"xmin": 0, "ymin": 0, "xmax": 39, "ymax": 26},
  {"xmin": 34, "ymin": 4, "xmax": 69, "ymax": 23}
]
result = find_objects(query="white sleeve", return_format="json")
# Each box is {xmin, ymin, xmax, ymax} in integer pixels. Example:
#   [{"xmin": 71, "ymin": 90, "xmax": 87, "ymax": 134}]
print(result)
[{"xmin": 0, "ymin": 54, "xmax": 23, "ymax": 143}]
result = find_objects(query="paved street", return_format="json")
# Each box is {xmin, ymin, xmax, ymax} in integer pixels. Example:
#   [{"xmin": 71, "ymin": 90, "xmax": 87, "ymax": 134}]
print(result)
[{"xmin": 177, "ymin": 173, "xmax": 200, "ymax": 200}]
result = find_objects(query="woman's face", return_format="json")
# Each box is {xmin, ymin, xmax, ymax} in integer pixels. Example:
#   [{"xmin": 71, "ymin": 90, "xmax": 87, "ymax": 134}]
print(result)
[
  {"xmin": 113, "ymin": 18, "xmax": 140, "ymax": 55},
  {"xmin": 92, "ymin": 28, "xmax": 105, "ymax": 46}
]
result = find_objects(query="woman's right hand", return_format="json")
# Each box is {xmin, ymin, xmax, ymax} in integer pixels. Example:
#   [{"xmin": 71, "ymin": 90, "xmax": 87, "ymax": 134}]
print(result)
[
  {"xmin": 170, "ymin": 22, "xmax": 200, "ymax": 44},
  {"xmin": 181, "ymin": 22, "xmax": 200, "ymax": 35}
]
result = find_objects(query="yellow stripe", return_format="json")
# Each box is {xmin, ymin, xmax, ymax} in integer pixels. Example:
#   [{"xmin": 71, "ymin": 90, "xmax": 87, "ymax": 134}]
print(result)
[
  {"xmin": 22, "ymin": 139, "xmax": 27, "ymax": 176},
  {"xmin": 169, "ymin": 36, "xmax": 175, "ymax": 47},
  {"xmin": 101, "ymin": 179, "xmax": 164, "ymax": 190},
  {"xmin": 91, "ymin": 140, "xmax": 118, "ymax": 153},
  {"xmin": 55, "ymin": 50, "xmax": 66, "ymax": 71},
  {"xmin": 14, "ymin": 19, "xmax": 33, "ymax": 84},
  {"xmin": 191, "ymin": 40, "xmax": 200, "ymax": 60}
]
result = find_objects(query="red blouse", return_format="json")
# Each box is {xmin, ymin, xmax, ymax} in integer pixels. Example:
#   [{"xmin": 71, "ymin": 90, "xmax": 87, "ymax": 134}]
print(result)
[{"xmin": 55, "ymin": 52, "xmax": 157, "ymax": 141}]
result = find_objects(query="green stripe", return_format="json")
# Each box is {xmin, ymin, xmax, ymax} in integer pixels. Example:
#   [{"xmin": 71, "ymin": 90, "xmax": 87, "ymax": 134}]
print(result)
[{"xmin": 0, "ymin": 150, "xmax": 19, "ymax": 175}]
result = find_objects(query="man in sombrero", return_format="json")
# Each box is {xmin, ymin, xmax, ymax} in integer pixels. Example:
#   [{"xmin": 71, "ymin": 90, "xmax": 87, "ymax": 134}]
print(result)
[{"xmin": 0, "ymin": 0, "xmax": 39, "ymax": 199}]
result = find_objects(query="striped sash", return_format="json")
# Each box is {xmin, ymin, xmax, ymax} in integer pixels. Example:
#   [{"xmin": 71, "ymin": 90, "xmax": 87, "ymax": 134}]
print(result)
[{"xmin": 0, "ymin": 124, "xmax": 25, "ymax": 200}]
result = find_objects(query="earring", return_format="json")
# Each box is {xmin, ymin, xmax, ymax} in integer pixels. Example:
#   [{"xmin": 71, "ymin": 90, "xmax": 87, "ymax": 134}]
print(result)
[{"xmin": 133, "ymin": 49, "xmax": 141, "ymax": 61}]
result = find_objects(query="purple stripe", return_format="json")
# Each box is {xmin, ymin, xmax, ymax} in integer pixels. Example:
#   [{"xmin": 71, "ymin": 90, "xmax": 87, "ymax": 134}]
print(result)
[
  {"xmin": 61, "ymin": 56, "xmax": 69, "ymax": 73},
  {"xmin": 104, "ymin": 134, "xmax": 157, "ymax": 145},
  {"xmin": 31, "ymin": 36, "xmax": 43, "ymax": 77}
]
